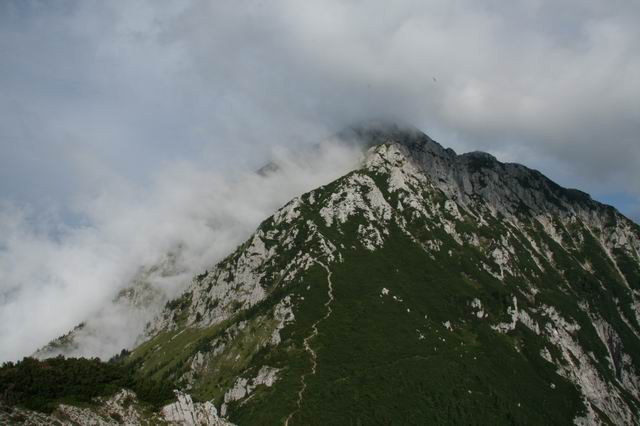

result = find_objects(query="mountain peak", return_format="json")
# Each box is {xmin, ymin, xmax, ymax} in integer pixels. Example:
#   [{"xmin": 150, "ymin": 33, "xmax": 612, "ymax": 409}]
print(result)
[
  {"xmin": 337, "ymin": 120, "xmax": 458, "ymax": 160},
  {"xmin": 128, "ymin": 124, "xmax": 640, "ymax": 424},
  {"xmin": 459, "ymin": 150, "xmax": 497, "ymax": 162},
  {"xmin": 9, "ymin": 119, "xmax": 640, "ymax": 425},
  {"xmin": 354, "ymin": 124, "xmax": 617, "ymax": 221}
]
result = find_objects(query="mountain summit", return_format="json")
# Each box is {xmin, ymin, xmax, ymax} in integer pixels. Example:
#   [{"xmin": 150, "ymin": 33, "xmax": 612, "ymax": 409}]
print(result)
[{"xmin": 4, "ymin": 124, "xmax": 640, "ymax": 424}]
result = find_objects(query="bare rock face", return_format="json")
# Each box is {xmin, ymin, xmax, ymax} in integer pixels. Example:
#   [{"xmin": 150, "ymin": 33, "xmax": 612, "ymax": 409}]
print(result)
[
  {"xmin": 0, "ymin": 389, "xmax": 162, "ymax": 425},
  {"xmin": 162, "ymin": 391, "xmax": 233, "ymax": 426},
  {"xmin": 220, "ymin": 366, "xmax": 280, "ymax": 416}
]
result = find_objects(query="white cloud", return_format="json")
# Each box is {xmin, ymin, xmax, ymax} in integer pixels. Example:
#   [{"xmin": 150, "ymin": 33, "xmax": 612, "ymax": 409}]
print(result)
[
  {"xmin": 0, "ymin": 140, "xmax": 362, "ymax": 362},
  {"xmin": 1, "ymin": 0, "xmax": 639, "ymax": 360},
  {"xmin": 163, "ymin": 0, "xmax": 639, "ymax": 196},
  {"xmin": 2, "ymin": 0, "xmax": 638, "ymax": 203}
]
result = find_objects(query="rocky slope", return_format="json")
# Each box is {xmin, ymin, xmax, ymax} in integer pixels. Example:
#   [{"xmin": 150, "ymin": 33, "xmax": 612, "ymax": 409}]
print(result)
[
  {"xmin": 13, "ymin": 123, "xmax": 640, "ymax": 424},
  {"xmin": 0, "ymin": 389, "xmax": 232, "ymax": 425}
]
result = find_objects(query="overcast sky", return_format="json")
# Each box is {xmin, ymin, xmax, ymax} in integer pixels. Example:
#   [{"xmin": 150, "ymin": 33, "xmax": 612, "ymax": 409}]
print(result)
[{"xmin": 1, "ymin": 0, "xmax": 639, "ymax": 361}]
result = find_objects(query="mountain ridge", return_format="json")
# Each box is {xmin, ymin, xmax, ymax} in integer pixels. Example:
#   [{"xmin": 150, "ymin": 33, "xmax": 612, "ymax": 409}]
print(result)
[
  {"xmin": 345, "ymin": 121, "xmax": 603, "ymax": 213},
  {"xmin": 8, "ymin": 123, "xmax": 640, "ymax": 425},
  {"xmin": 130, "ymin": 127, "xmax": 640, "ymax": 423}
]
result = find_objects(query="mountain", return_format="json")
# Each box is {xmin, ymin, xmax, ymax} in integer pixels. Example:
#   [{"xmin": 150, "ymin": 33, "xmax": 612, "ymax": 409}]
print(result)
[
  {"xmin": 3, "ymin": 123, "xmax": 640, "ymax": 425},
  {"xmin": 29, "ymin": 134, "xmax": 364, "ymax": 363},
  {"xmin": 32, "ymin": 251, "xmax": 180, "ymax": 360}
]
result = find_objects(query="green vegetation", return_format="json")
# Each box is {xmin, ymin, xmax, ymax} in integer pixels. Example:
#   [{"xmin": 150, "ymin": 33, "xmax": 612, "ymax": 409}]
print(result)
[
  {"xmin": 229, "ymin": 224, "xmax": 584, "ymax": 424},
  {"xmin": 0, "ymin": 355, "xmax": 173, "ymax": 413},
  {"xmin": 127, "ymin": 311, "xmax": 281, "ymax": 405},
  {"xmin": 0, "ymin": 356, "xmax": 125, "ymax": 413}
]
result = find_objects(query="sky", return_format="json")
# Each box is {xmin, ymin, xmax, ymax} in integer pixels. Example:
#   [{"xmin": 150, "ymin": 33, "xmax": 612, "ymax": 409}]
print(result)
[{"xmin": 0, "ymin": 0, "xmax": 639, "ymax": 361}]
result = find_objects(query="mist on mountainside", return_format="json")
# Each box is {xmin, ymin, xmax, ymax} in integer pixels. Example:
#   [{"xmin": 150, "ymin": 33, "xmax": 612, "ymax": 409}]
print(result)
[{"xmin": 0, "ymin": 139, "xmax": 363, "ymax": 362}]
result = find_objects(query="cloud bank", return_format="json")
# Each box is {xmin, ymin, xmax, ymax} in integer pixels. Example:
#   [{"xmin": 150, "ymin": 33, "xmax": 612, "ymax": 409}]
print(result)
[
  {"xmin": 0, "ymin": 140, "xmax": 363, "ymax": 362},
  {"xmin": 0, "ymin": 0, "xmax": 639, "ymax": 360},
  {"xmin": 165, "ymin": 0, "xmax": 640, "ymax": 199},
  {"xmin": 2, "ymin": 1, "xmax": 639, "ymax": 208}
]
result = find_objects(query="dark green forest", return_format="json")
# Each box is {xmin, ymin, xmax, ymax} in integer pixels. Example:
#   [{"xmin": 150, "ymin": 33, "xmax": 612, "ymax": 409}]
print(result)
[{"xmin": 0, "ymin": 355, "xmax": 173, "ymax": 413}]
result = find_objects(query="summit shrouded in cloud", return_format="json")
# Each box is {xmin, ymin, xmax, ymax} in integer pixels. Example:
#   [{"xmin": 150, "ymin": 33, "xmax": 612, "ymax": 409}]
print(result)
[
  {"xmin": 1, "ymin": 2, "xmax": 640, "ymax": 421},
  {"xmin": 3, "ymin": 124, "xmax": 639, "ymax": 424},
  {"xmin": 1, "ymin": 0, "xmax": 639, "ymax": 364}
]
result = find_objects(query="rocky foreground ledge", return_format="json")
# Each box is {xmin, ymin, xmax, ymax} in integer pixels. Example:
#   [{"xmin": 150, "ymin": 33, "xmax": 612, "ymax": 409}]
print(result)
[{"xmin": 0, "ymin": 389, "xmax": 233, "ymax": 426}]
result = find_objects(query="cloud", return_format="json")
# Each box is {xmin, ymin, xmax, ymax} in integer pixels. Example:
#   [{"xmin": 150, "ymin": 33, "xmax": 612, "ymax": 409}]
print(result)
[
  {"xmin": 1, "ymin": 0, "xmax": 639, "ymax": 360},
  {"xmin": 3, "ymin": 0, "xmax": 638, "ymax": 208},
  {"xmin": 165, "ymin": 0, "xmax": 640, "ymax": 200},
  {"xmin": 0, "ymin": 140, "xmax": 363, "ymax": 362}
]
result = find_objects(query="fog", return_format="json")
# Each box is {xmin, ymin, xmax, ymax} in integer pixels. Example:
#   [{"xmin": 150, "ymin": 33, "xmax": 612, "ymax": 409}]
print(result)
[
  {"xmin": 0, "ymin": 140, "xmax": 363, "ymax": 361},
  {"xmin": 1, "ymin": 0, "xmax": 639, "ymax": 361}
]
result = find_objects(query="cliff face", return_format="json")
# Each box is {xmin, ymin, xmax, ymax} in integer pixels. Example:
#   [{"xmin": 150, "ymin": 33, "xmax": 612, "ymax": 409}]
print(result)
[{"xmin": 23, "ymin": 124, "xmax": 640, "ymax": 424}]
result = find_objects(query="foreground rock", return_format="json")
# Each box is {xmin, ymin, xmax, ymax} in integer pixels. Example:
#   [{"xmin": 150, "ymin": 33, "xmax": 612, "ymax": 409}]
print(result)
[{"xmin": 0, "ymin": 389, "xmax": 233, "ymax": 425}]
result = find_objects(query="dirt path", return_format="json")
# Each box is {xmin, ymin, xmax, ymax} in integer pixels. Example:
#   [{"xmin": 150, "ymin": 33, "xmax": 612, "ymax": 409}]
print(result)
[{"xmin": 284, "ymin": 261, "xmax": 334, "ymax": 425}]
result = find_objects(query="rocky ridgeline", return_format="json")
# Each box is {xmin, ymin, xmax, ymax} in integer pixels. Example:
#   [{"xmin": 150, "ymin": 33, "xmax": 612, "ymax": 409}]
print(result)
[{"xmin": 26, "ymin": 124, "xmax": 640, "ymax": 424}]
